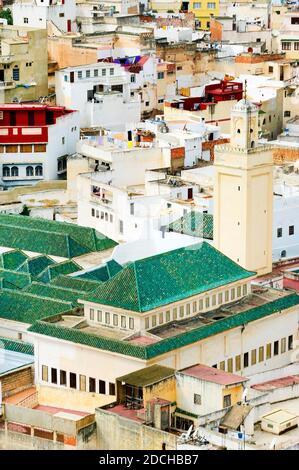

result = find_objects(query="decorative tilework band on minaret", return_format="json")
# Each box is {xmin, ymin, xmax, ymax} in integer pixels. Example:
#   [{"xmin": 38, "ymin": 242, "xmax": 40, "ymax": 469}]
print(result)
[{"xmin": 213, "ymin": 98, "xmax": 274, "ymax": 276}]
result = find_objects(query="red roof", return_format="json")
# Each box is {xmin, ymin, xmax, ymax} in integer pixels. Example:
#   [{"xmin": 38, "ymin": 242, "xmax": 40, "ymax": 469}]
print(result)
[
  {"xmin": 252, "ymin": 375, "xmax": 299, "ymax": 391},
  {"xmin": 180, "ymin": 364, "xmax": 248, "ymax": 385},
  {"xmin": 137, "ymin": 56, "xmax": 150, "ymax": 67}
]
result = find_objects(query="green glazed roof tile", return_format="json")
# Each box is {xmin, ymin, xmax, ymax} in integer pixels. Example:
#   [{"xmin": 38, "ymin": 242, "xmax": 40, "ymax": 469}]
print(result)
[
  {"xmin": 0, "ymin": 268, "xmax": 32, "ymax": 290},
  {"xmin": 51, "ymin": 275, "xmax": 101, "ymax": 292},
  {"xmin": 0, "ymin": 289, "xmax": 73, "ymax": 324},
  {"xmin": 37, "ymin": 260, "xmax": 82, "ymax": 284},
  {"xmin": 0, "ymin": 214, "xmax": 117, "ymax": 258},
  {"xmin": 0, "ymin": 250, "xmax": 28, "ymax": 271},
  {"xmin": 85, "ymin": 242, "xmax": 255, "ymax": 312},
  {"xmin": 168, "ymin": 211, "xmax": 214, "ymax": 240},
  {"xmin": 28, "ymin": 292, "xmax": 299, "ymax": 359},
  {"xmin": 17, "ymin": 255, "xmax": 57, "ymax": 278},
  {"xmin": 24, "ymin": 282, "xmax": 83, "ymax": 307},
  {"xmin": 0, "ymin": 336, "xmax": 34, "ymax": 355}
]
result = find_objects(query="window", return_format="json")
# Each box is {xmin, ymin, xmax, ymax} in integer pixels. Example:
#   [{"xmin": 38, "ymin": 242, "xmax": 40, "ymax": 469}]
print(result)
[
  {"xmin": 243, "ymin": 284, "xmax": 247, "ymax": 296},
  {"xmin": 145, "ymin": 101, "xmax": 149, "ymax": 107},
  {"xmin": 281, "ymin": 250, "xmax": 287, "ymax": 258},
  {"xmin": 110, "ymin": 68, "xmax": 114, "ymax": 76},
  {"xmin": 281, "ymin": 337, "xmax": 286, "ymax": 354},
  {"xmin": 251, "ymin": 349, "xmax": 257, "ymax": 366},
  {"xmin": 35, "ymin": 166, "xmax": 43, "ymax": 176},
  {"xmin": 274, "ymin": 340, "xmax": 279, "ymax": 356},
  {"xmin": 186, "ymin": 304, "xmax": 191, "ymax": 316},
  {"xmin": 225, "ymin": 291, "xmax": 229, "ymax": 302},
  {"xmin": 145, "ymin": 317, "xmax": 149, "ymax": 329},
  {"xmin": 60, "ymin": 370, "xmax": 67, "ymax": 386},
  {"xmin": 70, "ymin": 373, "xmax": 77, "ymax": 389},
  {"xmin": 62, "ymin": 137, "xmax": 65, "ymax": 145},
  {"xmin": 90, "ymin": 308, "xmax": 94, "ymax": 321},
  {"xmin": 157, "ymin": 72, "xmax": 164, "ymax": 79},
  {"xmin": 295, "ymin": 42, "xmax": 299, "ymax": 51},
  {"xmin": 235, "ymin": 355, "xmax": 241, "ymax": 371},
  {"xmin": 78, "ymin": 71, "xmax": 82, "ymax": 79},
  {"xmin": 218, "ymin": 292, "xmax": 223, "ymax": 304},
  {"xmin": 212, "ymin": 295, "xmax": 216, "ymax": 306},
  {"xmin": 277, "ymin": 227, "xmax": 282, "ymax": 238},
  {"xmin": 94, "ymin": 69, "xmax": 98, "ymax": 77},
  {"xmin": 86, "ymin": 70, "xmax": 90, "ymax": 78},
  {"xmin": 121, "ymin": 316, "xmax": 126, "ymax": 328},
  {"xmin": 179, "ymin": 306, "xmax": 184, "ymax": 318},
  {"xmin": 119, "ymin": 220, "xmax": 124, "ymax": 234},
  {"xmin": 194, "ymin": 393, "xmax": 201, "ymax": 405},
  {"xmin": 288, "ymin": 335, "xmax": 293, "ymax": 350},
  {"xmin": 102, "ymin": 69, "xmax": 106, "ymax": 76},
  {"xmin": 159, "ymin": 312, "xmax": 163, "ymax": 324},
  {"xmin": 130, "ymin": 203, "xmax": 134, "ymax": 215},
  {"xmin": 129, "ymin": 318, "xmax": 134, "ymax": 330},
  {"xmin": 282, "ymin": 42, "xmax": 291, "ymax": 51},
  {"xmin": 289, "ymin": 225, "xmax": 295, "ymax": 236},
  {"xmin": 51, "ymin": 368, "xmax": 57, "ymax": 384},
  {"xmin": 219, "ymin": 361, "xmax": 225, "ymax": 371},
  {"xmin": 237, "ymin": 286, "xmax": 242, "ymax": 297},
  {"xmin": 99, "ymin": 380, "xmax": 106, "ymax": 394},
  {"xmin": 243, "ymin": 352, "xmax": 249, "ymax": 368},
  {"xmin": 227, "ymin": 358, "xmax": 233, "ymax": 373},
  {"xmin": 198, "ymin": 299, "xmax": 203, "ymax": 311},
  {"xmin": 259, "ymin": 346, "xmax": 264, "ymax": 362},
  {"xmin": 2, "ymin": 166, "xmax": 10, "ymax": 177},
  {"xmin": 113, "ymin": 314, "xmax": 118, "ymax": 326},
  {"xmin": 291, "ymin": 17, "xmax": 299, "ymax": 25},
  {"xmin": 89, "ymin": 377, "xmax": 96, "ymax": 393},
  {"xmin": 231, "ymin": 289, "xmax": 235, "ymax": 301},
  {"xmin": 130, "ymin": 75, "xmax": 136, "ymax": 83},
  {"xmin": 284, "ymin": 110, "xmax": 291, "ymax": 117},
  {"xmin": 79, "ymin": 374, "xmax": 86, "ymax": 392},
  {"xmin": 158, "ymin": 98, "xmax": 164, "ymax": 104},
  {"xmin": 205, "ymin": 297, "xmax": 210, "ymax": 309},
  {"xmin": 269, "ymin": 66, "xmax": 273, "ymax": 73},
  {"xmin": 34, "ymin": 144, "xmax": 46, "ymax": 152},
  {"xmin": 59, "ymin": 12, "xmax": 64, "ymax": 17},
  {"xmin": 91, "ymin": 208, "xmax": 95, "ymax": 217},
  {"xmin": 193, "ymin": 2, "xmax": 201, "ymax": 8},
  {"xmin": 24, "ymin": 17, "xmax": 29, "ymax": 24},
  {"xmin": 110, "ymin": 214, "xmax": 113, "ymax": 223},
  {"xmin": 105, "ymin": 312, "xmax": 110, "ymax": 325},
  {"xmin": 223, "ymin": 395, "xmax": 231, "ymax": 408},
  {"xmin": 152, "ymin": 315, "xmax": 157, "ymax": 327},
  {"xmin": 42, "ymin": 365, "xmax": 48, "ymax": 382},
  {"xmin": 166, "ymin": 310, "xmax": 170, "ymax": 322},
  {"xmin": 109, "ymin": 383, "xmax": 115, "ymax": 395},
  {"xmin": 11, "ymin": 166, "xmax": 19, "ymax": 177},
  {"xmin": 96, "ymin": 210, "xmax": 99, "ymax": 219},
  {"xmin": 266, "ymin": 343, "xmax": 272, "ymax": 359}
]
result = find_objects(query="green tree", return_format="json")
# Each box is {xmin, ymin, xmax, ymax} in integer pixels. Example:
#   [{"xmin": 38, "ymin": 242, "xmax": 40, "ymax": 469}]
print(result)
[{"xmin": 0, "ymin": 9, "xmax": 13, "ymax": 25}]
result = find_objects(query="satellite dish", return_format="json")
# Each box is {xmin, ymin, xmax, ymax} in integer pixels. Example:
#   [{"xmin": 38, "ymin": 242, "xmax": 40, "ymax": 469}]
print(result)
[
  {"xmin": 270, "ymin": 438, "xmax": 277, "ymax": 450},
  {"xmin": 242, "ymin": 388, "xmax": 248, "ymax": 402}
]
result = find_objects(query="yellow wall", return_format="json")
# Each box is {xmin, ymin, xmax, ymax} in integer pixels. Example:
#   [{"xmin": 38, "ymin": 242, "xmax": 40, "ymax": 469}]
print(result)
[
  {"xmin": 189, "ymin": 1, "xmax": 219, "ymax": 30},
  {"xmin": 222, "ymin": 384, "xmax": 243, "ymax": 407},
  {"xmin": 143, "ymin": 376, "xmax": 176, "ymax": 405},
  {"xmin": 151, "ymin": 0, "xmax": 182, "ymax": 13}
]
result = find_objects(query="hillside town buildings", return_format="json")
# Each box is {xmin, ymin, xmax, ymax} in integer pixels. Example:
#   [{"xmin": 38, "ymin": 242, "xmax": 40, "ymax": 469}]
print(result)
[{"xmin": 0, "ymin": 0, "xmax": 298, "ymax": 452}]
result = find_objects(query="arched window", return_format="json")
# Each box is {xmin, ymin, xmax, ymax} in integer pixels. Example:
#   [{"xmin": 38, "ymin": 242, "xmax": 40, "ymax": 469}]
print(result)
[
  {"xmin": 35, "ymin": 165, "xmax": 43, "ymax": 176},
  {"xmin": 26, "ymin": 166, "xmax": 34, "ymax": 176},
  {"xmin": 2, "ymin": 166, "xmax": 10, "ymax": 177},
  {"xmin": 251, "ymin": 141, "xmax": 255, "ymax": 148},
  {"xmin": 237, "ymin": 129, "xmax": 241, "ymax": 134},
  {"xmin": 13, "ymin": 66, "xmax": 20, "ymax": 81},
  {"xmin": 11, "ymin": 166, "xmax": 19, "ymax": 177},
  {"xmin": 281, "ymin": 250, "xmax": 286, "ymax": 258}
]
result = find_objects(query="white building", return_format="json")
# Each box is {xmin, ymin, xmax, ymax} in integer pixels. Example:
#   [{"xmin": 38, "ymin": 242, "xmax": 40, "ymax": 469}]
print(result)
[
  {"xmin": 0, "ymin": 104, "xmax": 79, "ymax": 187},
  {"xmin": 55, "ymin": 62, "xmax": 141, "ymax": 130},
  {"xmin": 12, "ymin": 0, "xmax": 77, "ymax": 33}
]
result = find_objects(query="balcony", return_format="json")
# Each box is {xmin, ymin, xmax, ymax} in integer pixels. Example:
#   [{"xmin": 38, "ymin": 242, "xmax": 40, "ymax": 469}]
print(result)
[
  {"xmin": 0, "ymin": 55, "xmax": 13, "ymax": 64},
  {"xmin": 0, "ymin": 81, "xmax": 16, "ymax": 90},
  {"xmin": 90, "ymin": 193, "xmax": 113, "ymax": 207}
]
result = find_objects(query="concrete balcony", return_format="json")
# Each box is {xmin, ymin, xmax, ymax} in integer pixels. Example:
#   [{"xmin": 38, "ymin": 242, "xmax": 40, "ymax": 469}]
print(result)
[{"xmin": 0, "ymin": 81, "xmax": 16, "ymax": 90}]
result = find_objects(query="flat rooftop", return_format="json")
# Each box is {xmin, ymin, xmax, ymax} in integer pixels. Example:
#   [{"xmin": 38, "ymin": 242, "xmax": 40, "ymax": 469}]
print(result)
[
  {"xmin": 0, "ymin": 349, "xmax": 33, "ymax": 376},
  {"xmin": 117, "ymin": 364, "xmax": 175, "ymax": 388}
]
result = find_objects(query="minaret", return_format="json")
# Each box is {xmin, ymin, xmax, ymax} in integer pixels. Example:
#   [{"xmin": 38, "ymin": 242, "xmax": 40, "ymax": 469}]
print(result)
[{"xmin": 213, "ymin": 97, "xmax": 273, "ymax": 276}]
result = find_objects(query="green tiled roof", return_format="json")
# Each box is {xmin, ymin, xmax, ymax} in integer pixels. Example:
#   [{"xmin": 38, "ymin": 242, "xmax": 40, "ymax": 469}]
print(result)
[
  {"xmin": 37, "ymin": 260, "xmax": 82, "ymax": 284},
  {"xmin": 17, "ymin": 255, "xmax": 57, "ymax": 278},
  {"xmin": 28, "ymin": 292, "xmax": 299, "ymax": 360},
  {"xmin": 0, "ymin": 336, "xmax": 34, "ymax": 355},
  {"xmin": 51, "ymin": 274, "xmax": 102, "ymax": 293},
  {"xmin": 0, "ymin": 289, "xmax": 73, "ymax": 324},
  {"xmin": 167, "ymin": 211, "xmax": 213, "ymax": 240},
  {"xmin": 24, "ymin": 282, "xmax": 83, "ymax": 307},
  {"xmin": 0, "ymin": 268, "xmax": 32, "ymax": 290},
  {"xmin": 75, "ymin": 259, "xmax": 122, "ymax": 282},
  {"xmin": 0, "ymin": 214, "xmax": 117, "ymax": 258},
  {"xmin": 85, "ymin": 242, "xmax": 255, "ymax": 312},
  {"xmin": 0, "ymin": 250, "xmax": 28, "ymax": 271}
]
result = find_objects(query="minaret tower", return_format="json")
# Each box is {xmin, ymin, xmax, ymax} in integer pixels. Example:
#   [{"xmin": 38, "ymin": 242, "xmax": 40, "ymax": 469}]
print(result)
[{"xmin": 213, "ymin": 95, "xmax": 273, "ymax": 276}]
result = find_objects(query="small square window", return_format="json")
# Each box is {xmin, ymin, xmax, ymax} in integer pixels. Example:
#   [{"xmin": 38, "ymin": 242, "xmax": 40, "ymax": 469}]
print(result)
[
  {"xmin": 289, "ymin": 225, "xmax": 295, "ymax": 236},
  {"xmin": 194, "ymin": 393, "xmax": 201, "ymax": 405},
  {"xmin": 277, "ymin": 227, "xmax": 282, "ymax": 239}
]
